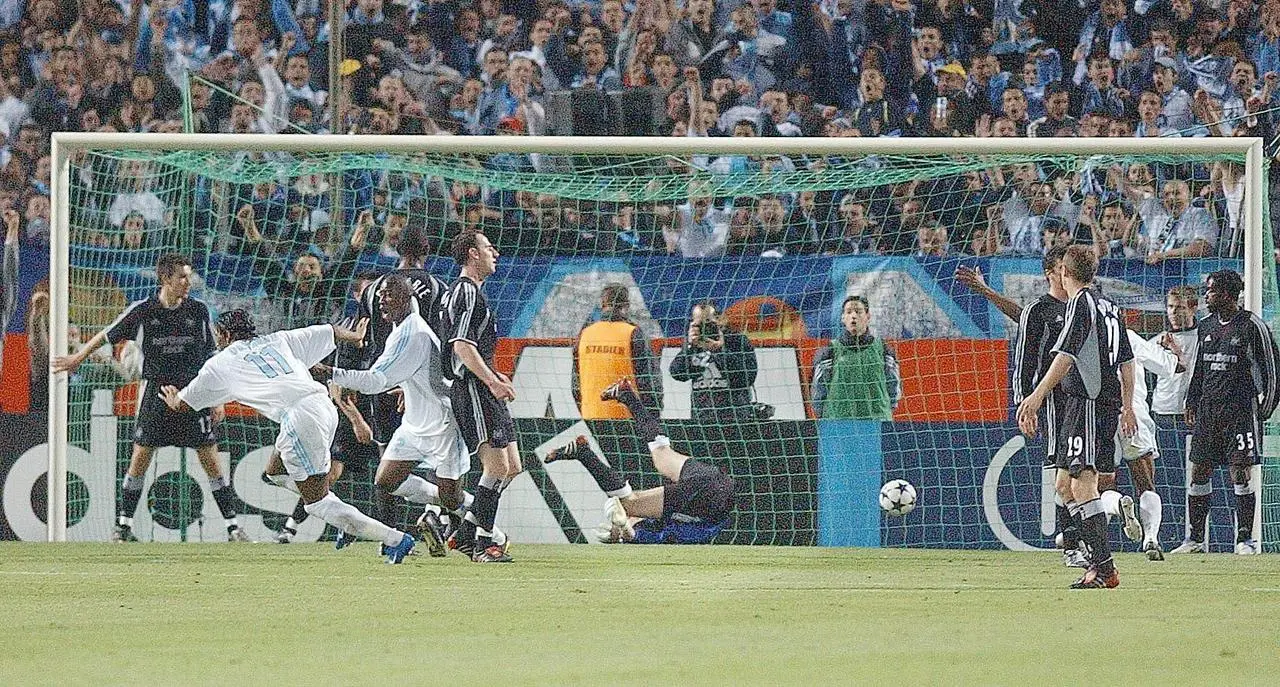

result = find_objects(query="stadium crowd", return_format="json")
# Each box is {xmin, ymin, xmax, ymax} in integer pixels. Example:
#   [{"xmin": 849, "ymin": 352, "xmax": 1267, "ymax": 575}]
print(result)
[{"xmin": 2, "ymin": 0, "xmax": 1278, "ymax": 320}]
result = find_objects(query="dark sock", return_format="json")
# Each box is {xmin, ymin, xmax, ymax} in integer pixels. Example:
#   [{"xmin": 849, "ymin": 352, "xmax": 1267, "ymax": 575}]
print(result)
[
  {"xmin": 1055, "ymin": 504, "xmax": 1072, "ymax": 546},
  {"xmin": 1062, "ymin": 503, "xmax": 1081, "ymax": 550},
  {"xmin": 1189, "ymin": 493, "xmax": 1211, "ymax": 543},
  {"xmin": 210, "ymin": 485, "xmax": 238, "ymax": 521},
  {"xmin": 120, "ymin": 477, "xmax": 144, "ymax": 524},
  {"xmin": 457, "ymin": 511, "xmax": 477, "ymax": 545},
  {"xmin": 616, "ymin": 386, "xmax": 662, "ymax": 443},
  {"xmin": 1236, "ymin": 491, "xmax": 1256, "ymax": 543},
  {"xmin": 1079, "ymin": 498, "xmax": 1115, "ymax": 575},
  {"xmin": 291, "ymin": 499, "xmax": 309, "ymax": 525},
  {"xmin": 472, "ymin": 485, "xmax": 499, "ymax": 549},
  {"xmin": 375, "ymin": 488, "xmax": 400, "ymax": 528},
  {"xmin": 555, "ymin": 438, "xmax": 631, "ymax": 495}
]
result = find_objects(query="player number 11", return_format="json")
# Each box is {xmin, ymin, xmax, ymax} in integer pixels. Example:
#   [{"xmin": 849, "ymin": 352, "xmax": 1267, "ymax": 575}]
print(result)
[{"xmin": 245, "ymin": 346, "xmax": 294, "ymax": 379}]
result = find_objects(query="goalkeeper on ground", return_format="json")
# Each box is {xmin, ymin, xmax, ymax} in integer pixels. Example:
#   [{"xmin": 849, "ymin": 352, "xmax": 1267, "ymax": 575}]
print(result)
[{"xmin": 543, "ymin": 377, "xmax": 735, "ymax": 544}]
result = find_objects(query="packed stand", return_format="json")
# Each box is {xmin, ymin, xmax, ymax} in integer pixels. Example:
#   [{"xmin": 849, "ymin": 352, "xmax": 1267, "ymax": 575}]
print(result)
[{"xmin": 2, "ymin": 0, "xmax": 1277, "ymax": 317}]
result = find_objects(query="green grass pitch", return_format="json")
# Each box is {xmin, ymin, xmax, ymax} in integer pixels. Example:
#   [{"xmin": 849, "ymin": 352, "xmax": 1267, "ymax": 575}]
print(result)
[{"xmin": 2, "ymin": 544, "xmax": 1278, "ymax": 685}]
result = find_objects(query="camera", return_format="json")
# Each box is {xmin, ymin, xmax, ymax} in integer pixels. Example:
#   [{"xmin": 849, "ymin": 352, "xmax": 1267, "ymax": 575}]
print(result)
[{"xmin": 697, "ymin": 321, "xmax": 722, "ymax": 342}]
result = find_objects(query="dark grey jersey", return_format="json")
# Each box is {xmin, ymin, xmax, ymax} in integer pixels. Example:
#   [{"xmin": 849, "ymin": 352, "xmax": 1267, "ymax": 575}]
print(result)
[{"xmin": 1051, "ymin": 286, "xmax": 1133, "ymax": 405}]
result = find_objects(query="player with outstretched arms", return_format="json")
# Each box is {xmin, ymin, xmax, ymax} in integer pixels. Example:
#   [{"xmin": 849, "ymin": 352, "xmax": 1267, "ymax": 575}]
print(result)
[
  {"xmin": 544, "ymin": 377, "xmax": 735, "ymax": 544},
  {"xmin": 276, "ymin": 273, "xmax": 382, "ymax": 544},
  {"xmin": 53, "ymin": 254, "xmax": 250, "ymax": 543},
  {"xmin": 1017, "ymin": 245, "xmax": 1137, "ymax": 589},
  {"xmin": 318, "ymin": 274, "xmax": 475, "ymax": 557},
  {"xmin": 441, "ymin": 230, "xmax": 520, "ymax": 563},
  {"xmin": 157, "ymin": 309, "xmax": 416, "ymax": 563},
  {"xmin": 357, "ymin": 223, "xmax": 453, "ymax": 529},
  {"xmin": 1175, "ymin": 270, "xmax": 1279, "ymax": 555}
]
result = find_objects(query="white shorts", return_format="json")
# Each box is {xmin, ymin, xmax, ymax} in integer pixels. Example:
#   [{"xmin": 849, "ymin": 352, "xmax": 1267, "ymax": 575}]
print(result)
[
  {"xmin": 275, "ymin": 394, "xmax": 337, "ymax": 483},
  {"xmin": 383, "ymin": 423, "xmax": 471, "ymax": 481},
  {"xmin": 1116, "ymin": 405, "xmax": 1158, "ymax": 462}
]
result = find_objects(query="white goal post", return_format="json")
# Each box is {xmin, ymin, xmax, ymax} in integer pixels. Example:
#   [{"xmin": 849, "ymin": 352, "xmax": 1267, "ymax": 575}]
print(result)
[{"xmin": 47, "ymin": 132, "xmax": 1266, "ymax": 542}]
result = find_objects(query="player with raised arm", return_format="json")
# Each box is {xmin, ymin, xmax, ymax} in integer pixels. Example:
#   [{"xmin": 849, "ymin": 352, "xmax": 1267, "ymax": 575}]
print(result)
[
  {"xmin": 441, "ymin": 230, "xmax": 520, "ymax": 563},
  {"xmin": 1176, "ymin": 270, "xmax": 1279, "ymax": 555},
  {"xmin": 358, "ymin": 223, "xmax": 453, "ymax": 530},
  {"xmin": 958, "ymin": 248, "xmax": 1089, "ymax": 566},
  {"xmin": 317, "ymin": 274, "xmax": 470, "ymax": 558},
  {"xmin": 157, "ymin": 309, "xmax": 416, "ymax": 563},
  {"xmin": 1017, "ymin": 245, "xmax": 1137, "ymax": 589},
  {"xmin": 276, "ymin": 274, "xmax": 382, "ymax": 544},
  {"xmin": 544, "ymin": 377, "xmax": 735, "ymax": 544},
  {"xmin": 52, "ymin": 254, "xmax": 250, "ymax": 543}
]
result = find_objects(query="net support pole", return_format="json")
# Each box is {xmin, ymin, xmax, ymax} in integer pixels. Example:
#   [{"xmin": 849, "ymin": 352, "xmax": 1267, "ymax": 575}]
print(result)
[
  {"xmin": 47, "ymin": 137, "xmax": 71, "ymax": 541},
  {"xmin": 1246, "ymin": 139, "xmax": 1265, "ymax": 315},
  {"xmin": 1247, "ymin": 139, "xmax": 1266, "ymax": 546}
]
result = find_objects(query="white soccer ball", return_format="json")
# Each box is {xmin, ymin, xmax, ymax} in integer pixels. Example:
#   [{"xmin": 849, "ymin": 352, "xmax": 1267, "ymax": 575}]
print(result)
[{"xmin": 879, "ymin": 479, "xmax": 917, "ymax": 516}]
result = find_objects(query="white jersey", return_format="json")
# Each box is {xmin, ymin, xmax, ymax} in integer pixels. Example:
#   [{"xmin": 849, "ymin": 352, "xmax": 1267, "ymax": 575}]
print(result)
[
  {"xmin": 180, "ymin": 325, "xmax": 336, "ymax": 422},
  {"xmin": 331, "ymin": 313, "xmax": 453, "ymax": 437},
  {"xmin": 1148, "ymin": 328, "xmax": 1197, "ymax": 414},
  {"xmin": 1117, "ymin": 329, "xmax": 1179, "ymax": 460}
]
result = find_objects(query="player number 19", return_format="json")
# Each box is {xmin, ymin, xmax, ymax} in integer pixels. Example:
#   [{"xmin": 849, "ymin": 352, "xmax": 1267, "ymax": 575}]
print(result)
[{"xmin": 1065, "ymin": 436, "xmax": 1084, "ymax": 457}]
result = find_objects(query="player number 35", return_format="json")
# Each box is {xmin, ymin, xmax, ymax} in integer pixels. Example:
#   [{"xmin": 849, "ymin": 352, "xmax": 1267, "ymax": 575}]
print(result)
[{"xmin": 1236, "ymin": 432, "xmax": 1256, "ymax": 452}]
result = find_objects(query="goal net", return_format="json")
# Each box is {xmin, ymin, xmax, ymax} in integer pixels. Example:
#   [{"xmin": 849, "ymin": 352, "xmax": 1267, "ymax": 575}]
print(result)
[{"xmin": 45, "ymin": 134, "xmax": 1278, "ymax": 551}]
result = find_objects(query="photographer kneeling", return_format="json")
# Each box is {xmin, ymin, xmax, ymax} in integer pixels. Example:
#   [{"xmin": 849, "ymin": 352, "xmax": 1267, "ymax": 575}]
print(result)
[{"xmin": 670, "ymin": 301, "xmax": 759, "ymax": 422}]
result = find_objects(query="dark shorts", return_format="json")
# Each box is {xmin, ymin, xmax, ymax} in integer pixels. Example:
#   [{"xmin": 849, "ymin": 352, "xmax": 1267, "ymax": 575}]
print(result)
[
  {"xmin": 332, "ymin": 412, "xmax": 380, "ymax": 468},
  {"xmin": 134, "ymin": 380, "xmax": 217, "ymax": 448},
  {"xmin": 662, "ymin": 459, "xmax": 735, "ymax": 523},
  {"xmin": 370, "ymin": 391, "xmax": 402, "ymax": 445},
  {"xmin": 1190, "ymin": 405, "xmax": 1263, "ymax": 467},
  {"xmin": 450, "ymin": 378, "xmax": 515, "ymax": 454},
  {"xmin": 1055, "ymin": 396, "xmax": 1118, "ymax": 477},
  {"xmin": 1041, "ymin": 389, "xmax": 1067, "ymax": 465}
]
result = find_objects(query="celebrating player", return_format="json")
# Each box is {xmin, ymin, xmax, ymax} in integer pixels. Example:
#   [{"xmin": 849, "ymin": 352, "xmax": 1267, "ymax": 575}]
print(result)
[
  {"xmin": 1017, "ymin": 245, "xmax": 1136, "ymax": 589},
  {"xmin": 158, "ymin": 309, "xmax": 415, "ymax": 562},
  {"xmin": 1175, "ymin": 270, "xmax": 1278, "ymax": 555},
  {"xmin": 1107, "ymin": 329, "xmax": 1184, "ymax": 560},
  {"xmin": 545, "ymin": 377, "xmax": 735, "ymax": 544},
  {"xmin": 52, "ymin": 254, "xmax": 250, "ymax": 543},
  {"xmin": 318, "ymin": 274, "xmax": 471, "ymax": 557},
  {"xmin": 441, "ymin": 230, "xmax": 520, "ymax": 563},
  {"xmin": 277, "ymin": 273, "xmax": 382, "ymax": 544},
  {"xmin": 357, "ymin": 223, "xmax": 451, "ymax": 529}
]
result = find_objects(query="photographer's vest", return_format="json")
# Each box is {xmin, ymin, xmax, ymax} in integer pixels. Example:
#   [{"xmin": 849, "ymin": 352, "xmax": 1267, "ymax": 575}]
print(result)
[
  {"xmin": 823, "ymin": 338, "xmax": 892, "ymax": 420},
  {"xmin": 578, "ymin": 321, "xmax": 638, "ymax": 419}
]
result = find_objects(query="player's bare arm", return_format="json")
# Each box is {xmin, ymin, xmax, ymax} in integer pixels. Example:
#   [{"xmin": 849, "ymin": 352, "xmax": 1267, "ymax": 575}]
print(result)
[
  {"xmin": 331, "ymin": 318, "xmax": 368, "ymax": 345},
  {"xmin": 956, "ymin": 265, "xmax": 1024, "ymax": 322},
  {"xmin": 51, "ymin": 328, "xmax": 112, "ymax": 373},
  {"xmin": 1017, "ymin": 352, "xmax": 1074, "ymax": 437},
  {"xmin": 158, "ymin": 385, "xmax": 192, "ymax": 413},
  {"xmin": 1119, "ymin": 360, "xmax": 1137, "ymax": 437},
  {"xmin": 453, "ymin": 339, "xmax": 515, "ymax": 401}
]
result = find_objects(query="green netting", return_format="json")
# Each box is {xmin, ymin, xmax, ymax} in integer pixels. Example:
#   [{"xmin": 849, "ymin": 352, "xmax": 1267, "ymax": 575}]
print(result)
[{"xmin": 58, "ymin": 145, "xmax": 1275, "ymax": 550}]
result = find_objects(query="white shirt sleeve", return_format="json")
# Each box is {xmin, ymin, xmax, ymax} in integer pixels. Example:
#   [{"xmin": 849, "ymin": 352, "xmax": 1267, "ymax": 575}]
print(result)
[
  {"xmin": 277, "ymin": 325, "xmax": 337, "ymax": 368},
  {"xmin": 178, "ymin": 363, "xmax": 231, "ymax": 411},
  {"xmin": 331, "ymin": 320, "xmax": 427, "ymax": 395},
  {"xmin": 1130, "ymin": 330, "xmax": 1179, "ymax": 378}
]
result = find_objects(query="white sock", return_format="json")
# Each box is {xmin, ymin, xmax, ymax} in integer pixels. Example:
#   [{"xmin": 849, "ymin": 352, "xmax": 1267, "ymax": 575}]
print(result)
[
  {"xmin": 391, "ymin": 474, "xmax": 439, "ymax": 505},
  {"xmin": 1139, "ymin": 490, "xmax": 1162, "ymax": 546},
  {"xmin": 1099, "ymin": 490, "xmax": 1123, "ymax": 520},
  {"xmin": 648, "ymin": 435, "xmax": 671, "ymax": 453},
  {"xmin": 305, "ymin": 493, "xmax": 404, "ymax": 548}
]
